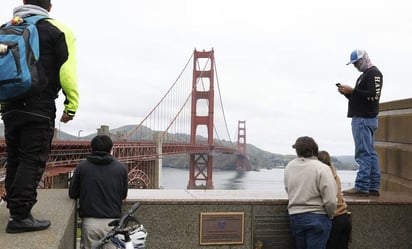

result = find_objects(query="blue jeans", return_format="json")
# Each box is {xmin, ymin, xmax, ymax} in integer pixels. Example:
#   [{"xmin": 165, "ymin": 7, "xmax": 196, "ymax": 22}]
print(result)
[
  {"xmin": 289, "ymin": 213, "xmax": 332, "ymax": 249},
  {"xmin": 351, "ymin": 117, "xmax": 380, "ymax": 192}
]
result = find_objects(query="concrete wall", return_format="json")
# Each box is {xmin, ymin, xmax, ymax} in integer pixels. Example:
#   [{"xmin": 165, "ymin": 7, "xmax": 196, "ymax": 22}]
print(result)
[
  {"xmin": 126, "ymin": 189, "xmax": 412, "ymax": 249},
  {"xmin": 376, "ymin": 98, "xmax": 412, "ymax": 191},
  {"xmin": 251, "ymin": 202, "xmax": 412, "ymax": 249}
]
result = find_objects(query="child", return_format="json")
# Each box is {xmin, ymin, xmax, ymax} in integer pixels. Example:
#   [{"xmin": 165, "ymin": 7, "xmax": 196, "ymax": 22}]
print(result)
[{"xmin": 318, "ymin": 151, "xmax": 352, "ymax": 249}]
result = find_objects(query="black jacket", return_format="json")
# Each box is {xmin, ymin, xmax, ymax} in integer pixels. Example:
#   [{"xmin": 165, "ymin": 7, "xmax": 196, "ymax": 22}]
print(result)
[
  {"xmin": 346, "ymin": 66, "xmax": 383, "ymax": 118},
  {"xmin": 69, "ymin": 152, "xmax": 128, "ymax": 218}
]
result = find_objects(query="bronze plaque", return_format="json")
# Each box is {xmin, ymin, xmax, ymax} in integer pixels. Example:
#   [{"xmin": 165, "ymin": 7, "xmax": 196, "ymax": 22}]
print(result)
[{"xmin": 199, "ymin": 212, "xmax": 244, "ymax": 245}]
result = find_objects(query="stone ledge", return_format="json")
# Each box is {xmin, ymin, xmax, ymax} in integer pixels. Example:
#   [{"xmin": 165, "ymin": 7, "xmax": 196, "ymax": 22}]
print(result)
[
  {"xmin": 126, "ymin": 189, "xmax": 412, "ymax": 205},
  {"xmin": 0, "ymin": 189, "xmax": 76, "ymax": 249},
  {"xmin": 127, "ymin": 189, "xmax": 289, "ymax": 204}
]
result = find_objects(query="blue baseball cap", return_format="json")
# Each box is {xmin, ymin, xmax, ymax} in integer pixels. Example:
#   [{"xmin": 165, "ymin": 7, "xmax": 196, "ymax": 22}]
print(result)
[{"xmin": 346, "ymin": 49, "xmax": 367, "ymax": 65}]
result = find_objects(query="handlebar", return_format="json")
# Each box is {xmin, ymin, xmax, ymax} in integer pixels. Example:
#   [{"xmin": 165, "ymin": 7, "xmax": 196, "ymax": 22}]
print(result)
[
  {"xmin": 118, "ymin": 202, "xmax": 140, "ymax": 229},
  {"xmin": 92, "ymin": 202, "xmax": 142, "ymax": 249}
]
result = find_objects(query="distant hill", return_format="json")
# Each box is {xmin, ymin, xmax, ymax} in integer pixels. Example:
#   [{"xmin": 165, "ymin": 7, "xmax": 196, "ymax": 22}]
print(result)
[
  {"xmin": 335, "ymin": 155, "xmax": 356, "ymax": 164},
  {"xmin": 54, "ymin": 130, "xmax": 83, "ymax": 140},
  {"xmin": 0, "ymin": 123, "xmax": 357, "ymax": 170}
]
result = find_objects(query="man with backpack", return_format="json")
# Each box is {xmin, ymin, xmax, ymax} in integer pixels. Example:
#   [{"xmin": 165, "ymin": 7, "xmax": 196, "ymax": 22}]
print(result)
[{"xmin": 1, "ymin": 0, "xmax": 79, "ymax": 233}]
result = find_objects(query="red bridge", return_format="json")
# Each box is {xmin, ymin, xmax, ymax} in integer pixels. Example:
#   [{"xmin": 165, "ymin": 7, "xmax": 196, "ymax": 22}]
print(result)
[{"xmin": 0, "ymin": 49, "xmax": 248, "ymax": 192}]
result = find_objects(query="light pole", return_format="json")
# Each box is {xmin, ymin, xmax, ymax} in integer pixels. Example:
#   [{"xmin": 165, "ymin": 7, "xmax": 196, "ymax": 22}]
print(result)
[{"xmin": 78, "ymin": 130, "xmax": 83, "ymax": 140}]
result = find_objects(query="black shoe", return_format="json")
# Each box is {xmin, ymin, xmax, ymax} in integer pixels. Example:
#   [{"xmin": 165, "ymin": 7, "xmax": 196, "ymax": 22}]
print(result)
[
  {"xmin": 369, "ymin": 190, "xmax": 380, "ymax": 196},
  {"xmin": 6, "ymin": 214, "xmax": 51, "ymax": 233}
]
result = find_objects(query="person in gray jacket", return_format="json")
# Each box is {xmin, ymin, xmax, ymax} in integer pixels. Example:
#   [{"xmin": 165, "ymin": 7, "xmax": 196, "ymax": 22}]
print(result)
[
  {"xmin": 284, "ymin": 136, "xmax": 337, "ymax": 249},
  {"xmin": 69, "ymin": 135, "xmax": 128, "ymax": 249}
]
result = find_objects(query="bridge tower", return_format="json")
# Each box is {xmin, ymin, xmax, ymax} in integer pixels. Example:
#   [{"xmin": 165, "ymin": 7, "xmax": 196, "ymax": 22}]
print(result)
[
  {"xmin": 188, "ymin": 49, "xmax": 215, "ymax": 189},
  {"xmin": 236, "ymin": 120, "xmax": 248, "ymax": 170}
]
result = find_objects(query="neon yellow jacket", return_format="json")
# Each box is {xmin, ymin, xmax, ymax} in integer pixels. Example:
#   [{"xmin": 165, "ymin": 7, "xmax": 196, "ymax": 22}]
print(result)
[{"xmin": 48, "ymin": 19, "xmax": 79, "ymax": 117}]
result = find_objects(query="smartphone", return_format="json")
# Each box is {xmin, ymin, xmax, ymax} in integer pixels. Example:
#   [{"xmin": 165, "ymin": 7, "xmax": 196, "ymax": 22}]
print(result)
[{"xmin": 335, "ymin": 83, "xmax": 341, "ymax": 87}]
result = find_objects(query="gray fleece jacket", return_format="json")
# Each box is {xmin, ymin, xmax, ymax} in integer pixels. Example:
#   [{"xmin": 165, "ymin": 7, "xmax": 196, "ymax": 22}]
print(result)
[{"xmin": 284, "ymin": 156, "xmax": 337, "ymax": 218}]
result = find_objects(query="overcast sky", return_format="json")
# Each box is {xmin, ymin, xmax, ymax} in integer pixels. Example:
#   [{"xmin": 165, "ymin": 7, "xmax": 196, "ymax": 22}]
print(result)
[{"xmin": 1, "ymin": 0, "xmax": 411, "ymax": 155}]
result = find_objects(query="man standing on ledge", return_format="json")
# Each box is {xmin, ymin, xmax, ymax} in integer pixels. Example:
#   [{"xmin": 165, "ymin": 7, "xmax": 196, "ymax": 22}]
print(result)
[
  {"xmin": 337, "ymin": 49, "xmax": 383, "ymax": 196},
  {"xmin": 2, "ymin": 0, "xmax": 79, "ymax": 233}
]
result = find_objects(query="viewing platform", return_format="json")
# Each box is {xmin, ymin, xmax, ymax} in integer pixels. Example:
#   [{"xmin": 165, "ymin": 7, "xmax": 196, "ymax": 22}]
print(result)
[
  {"xmin": 0, "ymin": 189, "xmax": 411, "ymax": 249},
  {"xmin": 1, "ymin": 99, "xmax": 411, "ymax": 248}
]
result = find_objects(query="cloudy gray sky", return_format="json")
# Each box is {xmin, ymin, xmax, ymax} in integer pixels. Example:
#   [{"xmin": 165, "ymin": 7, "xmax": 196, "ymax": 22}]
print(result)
[{"xmin": 1, "ymin": 0, "xmax": 411, "ymax": 155}]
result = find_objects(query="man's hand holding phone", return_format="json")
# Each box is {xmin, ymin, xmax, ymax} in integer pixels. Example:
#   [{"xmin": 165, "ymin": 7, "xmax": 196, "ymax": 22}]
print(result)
[{"xmin": 336, "ymin": 83, "xmax": 352, "ymax": 95}]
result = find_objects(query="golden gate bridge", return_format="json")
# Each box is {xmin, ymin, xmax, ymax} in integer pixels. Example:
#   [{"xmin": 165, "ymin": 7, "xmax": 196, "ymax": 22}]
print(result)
[{"xmin": 0, "ymin": 49, "xmax": 248, "ymax": 192}]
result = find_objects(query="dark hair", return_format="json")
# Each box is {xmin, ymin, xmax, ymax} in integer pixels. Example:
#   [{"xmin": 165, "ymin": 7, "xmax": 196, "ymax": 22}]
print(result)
[
  {"xmin": 24, "ymin": 0, "xmax": 51, "ymax": 10},
  {"xmin": 91, "ymin": 135, "xmax": 113, "ymax": 153},
  {"xmin": 318, "ymin": 150, "xmax": 331, "ymax": 166},
  {"xmin": 292, "ymin": 136, "xmax": 318, "ymax": 158}
]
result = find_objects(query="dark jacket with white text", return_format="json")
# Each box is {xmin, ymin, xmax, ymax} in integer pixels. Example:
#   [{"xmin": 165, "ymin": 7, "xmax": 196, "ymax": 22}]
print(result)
[{"xmin": 345, "ymin": 66, "xmax": 383, "ymax": 118}]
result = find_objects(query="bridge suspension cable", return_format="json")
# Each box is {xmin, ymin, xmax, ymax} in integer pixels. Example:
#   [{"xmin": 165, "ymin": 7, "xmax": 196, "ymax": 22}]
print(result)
[
  {"xmin": 193, "ymin": 51, "xmax": 235, "ymax": 147},
  {"xmin": 124, "ymin": 52, "xmax": 194, "ymax": 141},
  {"xmin": 124, "ymin": 49, "xmax": 236, "ymax": 148},
  {"xmin": 213, "ymin": 59, "xmax": 234, "ymax": 146}
]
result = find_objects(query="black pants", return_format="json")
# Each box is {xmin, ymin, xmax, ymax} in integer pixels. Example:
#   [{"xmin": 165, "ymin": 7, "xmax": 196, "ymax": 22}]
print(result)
[
  {"xmin": 3, "ymin": 111, "xmax": 54, "ymax": 219},
  {"xmin": 326, "ymin": 213, "xmax": 352, "ymax": 249}
]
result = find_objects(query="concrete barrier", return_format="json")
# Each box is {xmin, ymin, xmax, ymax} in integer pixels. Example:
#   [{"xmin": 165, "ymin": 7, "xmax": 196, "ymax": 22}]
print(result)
[
  {"xmin": 126, "ymin": 189, "xmax": 412, "ymax": 249},
  {"xmin": 0, "ymin": 189, "xmax": 77, "ymax": 249}
]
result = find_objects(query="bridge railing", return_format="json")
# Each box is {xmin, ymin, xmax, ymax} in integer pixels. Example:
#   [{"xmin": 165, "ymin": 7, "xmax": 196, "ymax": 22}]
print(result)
[{"xmin": 0, "ymin": 138, "xmax": 242, "ymax": 191}]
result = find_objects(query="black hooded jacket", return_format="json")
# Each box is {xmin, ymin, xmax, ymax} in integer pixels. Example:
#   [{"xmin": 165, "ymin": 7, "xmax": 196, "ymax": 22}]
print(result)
[{"xmin": 69, "ymin": 152, "xmax": 128, "ymax": 218}]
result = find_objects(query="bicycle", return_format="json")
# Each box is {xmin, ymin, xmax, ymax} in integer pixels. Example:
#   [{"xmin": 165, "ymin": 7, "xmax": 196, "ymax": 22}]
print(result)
[{"xmin": 92, "ymin": 202, "xmax": 148, "ymax": 249}]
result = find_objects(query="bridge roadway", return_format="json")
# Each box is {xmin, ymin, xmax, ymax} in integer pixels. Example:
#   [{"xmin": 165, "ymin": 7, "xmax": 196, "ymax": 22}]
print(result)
[{"xmin": 0, "ymin": 139, "xmax": 240, "ymax": 190}]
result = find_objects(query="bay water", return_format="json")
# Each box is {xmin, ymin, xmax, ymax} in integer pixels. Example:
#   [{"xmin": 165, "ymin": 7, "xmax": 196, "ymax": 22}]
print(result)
[{"xmin": 161, "ymin": 167, "xmax": 356, "ymax": 191}]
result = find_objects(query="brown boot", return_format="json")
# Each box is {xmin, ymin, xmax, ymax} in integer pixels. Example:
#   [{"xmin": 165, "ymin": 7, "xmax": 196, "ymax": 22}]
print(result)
[{"xmin": 342, "ymin": 187, "xmax": 369, "ymax": 196}]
